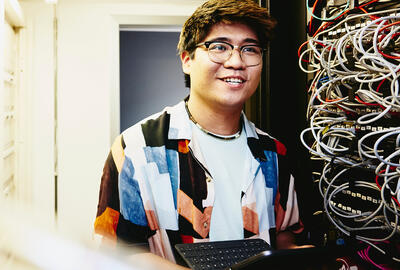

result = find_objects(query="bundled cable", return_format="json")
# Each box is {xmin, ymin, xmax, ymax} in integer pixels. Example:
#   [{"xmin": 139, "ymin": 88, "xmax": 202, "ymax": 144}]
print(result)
[{"xmin": 300, "ymin": 1, "xmax": 400, "ymax": 267}]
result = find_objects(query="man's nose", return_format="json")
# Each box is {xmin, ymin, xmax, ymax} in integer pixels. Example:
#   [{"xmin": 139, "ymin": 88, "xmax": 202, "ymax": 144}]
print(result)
[{"xmin": 223, "ymin": 49, "xmax": 246, "ymax": 69}]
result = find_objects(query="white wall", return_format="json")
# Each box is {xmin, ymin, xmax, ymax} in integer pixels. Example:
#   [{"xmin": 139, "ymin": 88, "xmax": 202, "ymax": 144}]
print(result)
[
  {"xmin": 20, "ymin": 0, "xmax": 204, "ymax": 242},
  {"xmin": 19, "ymin": 1, "xmax": 56, "ymax": 227}
]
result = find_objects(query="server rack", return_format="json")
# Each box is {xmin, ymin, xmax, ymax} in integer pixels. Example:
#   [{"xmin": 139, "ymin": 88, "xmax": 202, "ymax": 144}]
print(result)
[{"xmin": 300, "ymin": 1, "xmax": 400, "ymax": 268}]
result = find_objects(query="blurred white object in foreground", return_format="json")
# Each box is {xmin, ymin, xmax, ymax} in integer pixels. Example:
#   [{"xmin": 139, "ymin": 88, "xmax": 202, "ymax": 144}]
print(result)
[{"xmin": 0, "ymin": 198, "xmax": 143, "ymax": 270}]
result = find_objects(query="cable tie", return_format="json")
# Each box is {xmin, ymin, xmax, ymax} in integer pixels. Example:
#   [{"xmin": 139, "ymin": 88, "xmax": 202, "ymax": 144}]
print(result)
[
  {"xmin": 322, "ymin": 125, "xmax": 330, "ymax": 135},
  {"xmin": 313, "ymin": 210, "xmax": 324, "ymax": 216}
]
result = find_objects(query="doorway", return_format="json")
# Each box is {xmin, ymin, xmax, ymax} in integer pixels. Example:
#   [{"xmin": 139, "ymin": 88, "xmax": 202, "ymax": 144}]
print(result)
[{"xmin": 119, "ymin": 29, "xmax": 188, "ymax": 132}]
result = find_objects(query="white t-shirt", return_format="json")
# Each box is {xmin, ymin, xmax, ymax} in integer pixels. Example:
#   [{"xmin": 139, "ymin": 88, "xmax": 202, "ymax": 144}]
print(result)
[{"xmin": 191, "ymin": 122, "xmax": 252, "ymax": 241}]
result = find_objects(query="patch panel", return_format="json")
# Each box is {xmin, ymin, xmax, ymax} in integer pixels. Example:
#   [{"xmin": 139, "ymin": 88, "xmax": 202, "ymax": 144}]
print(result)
[{"xmin": 301, "ymin": 1, "xmax": 400, "ymax": 267}]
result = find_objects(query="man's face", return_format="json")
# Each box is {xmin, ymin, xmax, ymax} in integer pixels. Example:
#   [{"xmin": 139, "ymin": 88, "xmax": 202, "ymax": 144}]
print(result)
[{"xmin": 181, "ymin": 22, "xmax": 263, "ymax": 112}]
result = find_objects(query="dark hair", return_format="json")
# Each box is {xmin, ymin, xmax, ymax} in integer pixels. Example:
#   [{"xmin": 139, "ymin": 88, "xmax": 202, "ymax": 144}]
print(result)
[{"xmin": 177, "ymin": 0, "xmax": 277, "ymax": 88}]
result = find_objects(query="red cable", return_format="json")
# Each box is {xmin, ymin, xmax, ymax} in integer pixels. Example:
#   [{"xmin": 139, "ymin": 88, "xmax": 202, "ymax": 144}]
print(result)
[
  {"xmin": 355, "ymin": 96, "xmax": 380, "ymax": 106},
  {"xmin": 375, "ymin": 170, "xmax": 400, "ymax": 207},
  {"xmin": 309, "ymin": 0, "xmax": 320, "ymax": 34},
  {"xmin": 312, "ymin": 0, "xmax": 383, "ymax": 37},
  {"xmin": 298, "ymin": 40, "xmax": 310, "ymax": 63},
  {"xmin": 376, "ymin": 21, "xmax": 400, "ymax": 59},
  {"xmin": 376, "ymin": 78, "xmax": 386, "ymax": 93}
]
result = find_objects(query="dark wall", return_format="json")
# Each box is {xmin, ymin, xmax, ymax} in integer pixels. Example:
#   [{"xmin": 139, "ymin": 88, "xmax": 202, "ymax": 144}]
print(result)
[
  {"xmin": 268, "ymin": 0, "xmax": 323, "ymax": 242},
  {"xmin": 269, "ymin": 0, "xmax": 308, "ymax": 144}
]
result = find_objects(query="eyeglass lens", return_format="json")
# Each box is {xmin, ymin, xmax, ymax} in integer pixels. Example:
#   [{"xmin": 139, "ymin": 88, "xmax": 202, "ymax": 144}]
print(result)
[{"xmin": 207, "ymin": 42, "xmax": 263, "ymax": 66}]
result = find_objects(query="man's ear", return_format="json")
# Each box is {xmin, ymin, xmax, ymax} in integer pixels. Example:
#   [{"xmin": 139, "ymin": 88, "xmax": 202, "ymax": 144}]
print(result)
[{"xmin": 180, "ymin": 51, "xmax": 192, "ymax": 75}]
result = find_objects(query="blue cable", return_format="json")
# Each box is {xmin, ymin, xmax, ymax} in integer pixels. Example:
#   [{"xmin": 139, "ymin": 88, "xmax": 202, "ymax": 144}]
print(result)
[{"xmin": 307, "ymin": 0, "xmax": 350, "ymax": 21}]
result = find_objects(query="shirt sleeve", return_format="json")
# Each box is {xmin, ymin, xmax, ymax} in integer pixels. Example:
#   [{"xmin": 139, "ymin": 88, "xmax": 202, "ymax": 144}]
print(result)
[
  {"xmin": 94, "ymin": 135, "xmax": 154, "ymax": 245},
  {"xmin": 274, "ymin": 140, "xmax": 304, "ymax": 234}
]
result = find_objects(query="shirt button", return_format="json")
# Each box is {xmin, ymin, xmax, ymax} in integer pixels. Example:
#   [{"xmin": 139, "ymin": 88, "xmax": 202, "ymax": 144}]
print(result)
[{"xmin": 206, "ymin": 177, "xmax": 212, "ymax": 183}]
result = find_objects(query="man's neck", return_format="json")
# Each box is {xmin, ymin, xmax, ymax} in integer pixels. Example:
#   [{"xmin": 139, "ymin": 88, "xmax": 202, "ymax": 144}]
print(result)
[{"xmin": 187, "ymin": 97, "xmax": 243, "ymax": 136}]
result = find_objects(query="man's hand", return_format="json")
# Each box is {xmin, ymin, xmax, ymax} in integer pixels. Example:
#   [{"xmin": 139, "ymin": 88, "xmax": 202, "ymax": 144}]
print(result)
[{"xmin": 276, "ymin": 231, "xmax": 314, "ymax": 249}]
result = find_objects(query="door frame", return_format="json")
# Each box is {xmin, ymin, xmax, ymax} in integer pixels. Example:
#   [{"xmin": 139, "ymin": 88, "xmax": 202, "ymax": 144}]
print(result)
[{"xmin": 109, "ymin": 15, "xmax": 188, "ymax": 142}]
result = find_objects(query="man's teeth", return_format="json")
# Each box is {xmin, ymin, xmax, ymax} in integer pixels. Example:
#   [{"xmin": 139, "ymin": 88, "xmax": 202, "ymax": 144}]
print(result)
[{"xmin": 224, "ymin": 78, "xmax": 243, "ymax": 84}]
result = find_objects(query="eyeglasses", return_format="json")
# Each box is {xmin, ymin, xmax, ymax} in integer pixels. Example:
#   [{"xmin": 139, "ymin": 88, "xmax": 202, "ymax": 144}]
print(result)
[{"xmin": 196, "ymin": 41, "xmax": 264, "ymax": 67}]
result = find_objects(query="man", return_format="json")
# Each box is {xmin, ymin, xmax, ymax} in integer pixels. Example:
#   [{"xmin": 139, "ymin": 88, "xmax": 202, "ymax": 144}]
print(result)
[{"xmin": 94, "ymin": 0, "xmax": 305, "ymax": 268}]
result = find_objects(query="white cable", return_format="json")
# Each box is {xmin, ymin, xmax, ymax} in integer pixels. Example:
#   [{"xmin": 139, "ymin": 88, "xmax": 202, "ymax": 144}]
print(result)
[
  {"xmin": 356, "ymin": 105, "xmax": 392, "ymax": 124},
  {"xmin": 299, "ymin": 48, "xmax": 321, "ymax": 73},
  {"xmin": 373, "ymin": 129, "xmax": 400, "ymax": 167},
  {"xmin": 301, "ymin": 5, "xmax": 400, "ymax": 257}
]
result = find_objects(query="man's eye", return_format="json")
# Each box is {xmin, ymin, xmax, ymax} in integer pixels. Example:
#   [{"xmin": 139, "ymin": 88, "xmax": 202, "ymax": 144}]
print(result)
[
  {"xmin": 242, "ymin": 46, "xmax": 261, "ymax": 54},
  {"xmin": 209, "ymin": 43, "xmax": 229, "ymax": 51}
]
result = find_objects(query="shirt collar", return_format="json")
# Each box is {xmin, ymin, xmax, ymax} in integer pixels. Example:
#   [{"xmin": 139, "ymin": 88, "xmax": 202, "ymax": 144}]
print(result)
[{"xmin": 167, "ymin": 99, "xmax": 259, "ymax": 141}]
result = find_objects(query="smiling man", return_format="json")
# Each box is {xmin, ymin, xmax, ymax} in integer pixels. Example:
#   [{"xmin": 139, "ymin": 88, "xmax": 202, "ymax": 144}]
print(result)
[
  {"xmin": 94, "ymin": 0, "xmax": 305, "ymax": 268},
  {"xmin": 181, "ymin": 22, "xmax": 262, "ymax": 136}
]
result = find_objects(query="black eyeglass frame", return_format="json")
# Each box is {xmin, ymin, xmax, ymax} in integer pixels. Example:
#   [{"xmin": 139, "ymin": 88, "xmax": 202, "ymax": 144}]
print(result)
[{"xmin": 196, "ymin": 40, "xmax": 265, "ymax": 67}]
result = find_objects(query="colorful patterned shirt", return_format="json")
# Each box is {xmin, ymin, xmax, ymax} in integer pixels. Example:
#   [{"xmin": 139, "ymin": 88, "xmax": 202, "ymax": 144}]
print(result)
[{"xmin": 94, "ymin": 99, "xmax": 303, "ymax": 263}]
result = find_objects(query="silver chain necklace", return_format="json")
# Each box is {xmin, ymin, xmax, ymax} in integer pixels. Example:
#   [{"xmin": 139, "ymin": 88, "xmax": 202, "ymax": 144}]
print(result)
[{"xmin": 185, "ymin": 100, "xmax": 242, "ymax": 140}]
